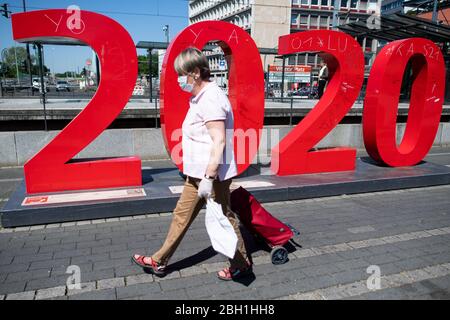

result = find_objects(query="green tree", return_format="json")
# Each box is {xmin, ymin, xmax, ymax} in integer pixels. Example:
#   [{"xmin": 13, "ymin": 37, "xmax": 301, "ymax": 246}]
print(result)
[
  {"xmin": 1, "ymin": 46, "xmax": 49, "ymax": 78},
  {"xmin": 55, "ymin": 71, "xmax": 79, "ymax": 78},
  {"xmin": 138, "ymin": 54, "xmax": 159, "ymax": 78}
]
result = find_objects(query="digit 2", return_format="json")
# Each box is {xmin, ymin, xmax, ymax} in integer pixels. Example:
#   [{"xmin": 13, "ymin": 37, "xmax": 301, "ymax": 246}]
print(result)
[
  {"xmin": 271, "ymin": 30, "xmax": 364, "ymax": 175},
  {"xmin": 12, "ymin": 9, "xmax": 142, "ymax": 194}
]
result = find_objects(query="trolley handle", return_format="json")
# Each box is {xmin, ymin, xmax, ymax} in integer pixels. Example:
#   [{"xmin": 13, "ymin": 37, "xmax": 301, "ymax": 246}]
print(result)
[{"xmin": 285, "ymin": 223, "xmax": 300, "ymax": 237}]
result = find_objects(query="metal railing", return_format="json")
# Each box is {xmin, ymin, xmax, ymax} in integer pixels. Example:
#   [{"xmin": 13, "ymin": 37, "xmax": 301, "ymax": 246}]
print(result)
[{"xmin": 0, "ymin": 84, "xmax": 160, "ymax": 100}]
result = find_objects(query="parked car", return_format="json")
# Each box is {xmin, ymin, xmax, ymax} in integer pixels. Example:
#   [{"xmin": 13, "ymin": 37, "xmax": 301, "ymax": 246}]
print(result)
[
  {"xmin": 56, "ymin": 80, "xmax": 71, "ymax": 92},
  {"xmin": 310, "ymin": 87, "xmax": 319, "ymax": 99},
  {"xmin": 288, "ymin": 87, "xmax": 310, "ymax": 97}
]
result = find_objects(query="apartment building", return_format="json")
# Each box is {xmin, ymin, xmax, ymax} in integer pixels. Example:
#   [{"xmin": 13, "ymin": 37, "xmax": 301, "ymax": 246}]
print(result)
[
  {"xmin": 290, "ymin": 0, "xmax": 380, "ymax": 66},
  {"xmin": 189, "ymin": 0, "xmax": 291, "ymax": 87},
  {"xmin": 188, "ymin": 0, "xmax": 381, "ymax": 93}
]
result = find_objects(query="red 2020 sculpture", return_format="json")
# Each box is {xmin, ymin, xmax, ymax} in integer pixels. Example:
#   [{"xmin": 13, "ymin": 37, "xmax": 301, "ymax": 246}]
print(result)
[
  {"xmin": 12, "ymin": 11, "xmax": 446, "ymax": 194},
  {"xmin": 159, "ymin": 21, "xmax": 265, "ymax": 175},
  {"xmin": 12, "ymin": 10, "xmax": 141, "ymax": 193},
  {"xmin": 363, "ymin": 38, "xmax": 445, "ymax": 167}
]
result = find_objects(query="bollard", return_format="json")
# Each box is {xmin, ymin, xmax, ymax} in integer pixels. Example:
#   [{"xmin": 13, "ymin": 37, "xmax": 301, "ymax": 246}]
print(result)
[
  {"xmin": 155, "ymin": 94, "xmax": 158, "ymax": 128},
  {"xmin": 290, "ymin": 96, "xmax": 293, "ymax": 126}
]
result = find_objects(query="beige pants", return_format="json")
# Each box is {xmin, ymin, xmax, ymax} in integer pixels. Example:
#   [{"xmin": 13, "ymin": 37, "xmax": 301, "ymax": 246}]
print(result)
[{"xmin": 152, "ymin": 176, "xmax": 249, "ymax": 269}]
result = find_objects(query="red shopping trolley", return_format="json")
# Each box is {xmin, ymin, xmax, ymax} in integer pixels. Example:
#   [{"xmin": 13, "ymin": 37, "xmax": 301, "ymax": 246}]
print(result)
[{"xmin": 230, "ymin": 186, "xmax": 300, "ymax": 264}]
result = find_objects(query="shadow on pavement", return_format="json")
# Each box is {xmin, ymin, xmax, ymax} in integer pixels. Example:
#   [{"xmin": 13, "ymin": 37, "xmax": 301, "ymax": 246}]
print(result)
[
  {"xmin": 151, "ymin": 225, "xmax": 301, "ymax": 286},
  {"xmin": 165, "ymin": 246, "xmax": 218, "ymax": 273}
]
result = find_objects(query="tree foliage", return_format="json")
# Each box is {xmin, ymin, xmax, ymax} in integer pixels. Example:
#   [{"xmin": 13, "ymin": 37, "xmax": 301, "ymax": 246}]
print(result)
[
  {"xmin": 0, "ymin": 46, "xmax": 49, "ymax": 79},
  {"xmin": 138, "ymin": 54, "xmax": 159, "ymax": 77}
]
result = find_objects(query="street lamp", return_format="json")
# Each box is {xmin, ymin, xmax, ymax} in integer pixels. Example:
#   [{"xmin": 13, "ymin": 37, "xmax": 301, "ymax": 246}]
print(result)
[
  {"xmin": 431, "ymin": 0, "xmax": 439, "ymax": 23},
  {"xmin": 22, "ymin": 0, "xmax": 34, "ymax": 95},
  {"xmin": 332, "ymin": 0, "xmax": 342, "ymax": 29},
  {"xmin": 163, "ymin": 24, "xmax": 169, "ymax": 43},
  {"xmin": 1, "ymin": 48, "xmax": 7, "ymax": 71},
  {"xmin": 1, "ymin": 48, "xmax": 7, "ymax": 97}
]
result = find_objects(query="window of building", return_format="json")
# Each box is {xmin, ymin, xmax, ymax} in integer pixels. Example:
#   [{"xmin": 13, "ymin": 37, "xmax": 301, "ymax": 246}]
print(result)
[
  {"xmin": 292, "ymin": 14, "xmax": 299, "ymax": 24},
  {"xmin": 311, "ymin": 0, "xmax": 319, "ymax": 5},
  {"xmin": 320, "ymin": 16, "xmax": 328, "ymax": 27},
  {"xmin": 310, "ymin": 15, "xmax": 318, "ymax": 26},
  {"xmin": 341, "ymin": 0, "xmax": 348, "ymax": 7},
  {"xmin": 300, "ymin": 14, "xmax": 308, "ymax": 25},
  {"xmin": 288, "ymin": 56, "xmax": 296, "ymax": 65},
  {"xmin": 301, "ymin": 0, "xmax": 309, "ymax": 5},
  {"xmin": 321, "ymin": 0, "xmax": 328, "ymax": 5},
  {"xmin": 350, "ymin": 0, "xmax": 358, "ymax": 8}
]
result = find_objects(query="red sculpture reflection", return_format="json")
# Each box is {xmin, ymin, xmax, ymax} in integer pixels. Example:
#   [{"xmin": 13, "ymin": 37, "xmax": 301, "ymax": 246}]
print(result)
[
  {"xmin": 271, "ymin": 30, "xmax": 364, "ymax": 175},
  {"xmin": 160, "ymin": 21, "xmax": 265, "ymax": 175},
  {"xmin": 363, "ymin": 38, "xmax": 445, "ymax": 167},
  {"xmin": 12, "ymin": 10, "xmax": 141, "ymax": 194}
]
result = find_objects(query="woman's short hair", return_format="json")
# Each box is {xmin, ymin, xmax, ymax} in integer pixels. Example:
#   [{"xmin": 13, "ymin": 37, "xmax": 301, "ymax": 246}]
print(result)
[{"xmin": 174, "ymin": 47, "xmax": 211, "ymax": 80}]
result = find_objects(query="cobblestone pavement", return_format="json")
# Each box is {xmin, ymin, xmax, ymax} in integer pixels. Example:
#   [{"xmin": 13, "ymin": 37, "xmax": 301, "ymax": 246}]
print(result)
[{"xmin": 0, "ymin": 183, "xmax": 450, "ymax": 300}]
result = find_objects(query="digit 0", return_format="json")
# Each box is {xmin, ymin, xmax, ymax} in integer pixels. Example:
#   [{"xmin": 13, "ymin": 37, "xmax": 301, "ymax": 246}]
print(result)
[
  {"xmin": 363, "ymin": 38, "xmax": 445, "ymax": 166},
  {"xmin": 12, "ymin": 10, "xmax": 141, "ymax": 193},
  {"xmin": 160, "ymin": 21, "xmax": 265, "ymax": 174}
]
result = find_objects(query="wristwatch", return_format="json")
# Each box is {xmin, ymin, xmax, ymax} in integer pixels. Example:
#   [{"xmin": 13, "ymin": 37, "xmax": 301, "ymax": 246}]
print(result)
[{"xmin": 204, "ymin": 174, "xmax": 216, "ymax": 180}]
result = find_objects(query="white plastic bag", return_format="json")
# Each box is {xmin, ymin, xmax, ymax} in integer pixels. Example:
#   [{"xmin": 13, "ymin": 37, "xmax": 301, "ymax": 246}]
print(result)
[{"xmin": 204, "ymin": 197, "xmax": 238, "ymax": 259}]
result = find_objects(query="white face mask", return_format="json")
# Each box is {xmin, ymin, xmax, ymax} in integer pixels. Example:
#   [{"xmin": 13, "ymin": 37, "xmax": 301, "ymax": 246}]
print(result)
[{"xmin": 178, "ymin": 75, "xmax": 194, "ymax": 93}]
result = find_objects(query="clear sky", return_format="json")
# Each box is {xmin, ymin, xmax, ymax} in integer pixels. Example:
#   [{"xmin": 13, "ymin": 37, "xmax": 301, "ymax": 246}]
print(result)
[{"xmin": 0, "ymin": 0, "xmax": 189, "ymax": 73}]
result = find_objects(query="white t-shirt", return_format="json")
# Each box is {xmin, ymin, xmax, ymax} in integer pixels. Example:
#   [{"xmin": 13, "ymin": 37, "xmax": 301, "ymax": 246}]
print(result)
[{"xmin": 181, "ymin": 81, "xmax": 238, "ymax": 181}]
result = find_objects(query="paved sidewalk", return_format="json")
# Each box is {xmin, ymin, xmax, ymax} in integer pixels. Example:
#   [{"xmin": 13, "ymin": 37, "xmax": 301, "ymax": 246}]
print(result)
[{"xmin": 1, "ymin": 185, "xmax": 450, "ymax": 300}]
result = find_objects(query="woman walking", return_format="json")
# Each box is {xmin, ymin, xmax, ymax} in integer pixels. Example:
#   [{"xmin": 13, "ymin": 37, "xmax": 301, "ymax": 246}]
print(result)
[{"xmin": 132, "ymin": 47, "xmax": 252, "ymax": 281}]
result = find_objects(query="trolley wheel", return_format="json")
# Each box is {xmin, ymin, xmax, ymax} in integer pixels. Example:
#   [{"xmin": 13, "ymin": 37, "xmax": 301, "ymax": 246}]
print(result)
[{"xmin": 270, "ymin": 246, "xmax": 289, "ymax": 265}]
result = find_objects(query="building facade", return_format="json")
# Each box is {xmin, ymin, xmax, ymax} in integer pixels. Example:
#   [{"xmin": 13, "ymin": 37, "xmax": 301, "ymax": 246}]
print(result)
[
  {"xmin": 381, "ymin": 0, "xmax": 404, "ymax": 15},
  {"xmin": 189, "ymin": 0, "xmax": 291, "ymax": 89},
  {"xmin": 188, "ymin": 0, "xmax": 381, "ymax": 95},
  {"xmin": 289, "ymin": 0, "xmax": 380, "ymax": 65}
]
